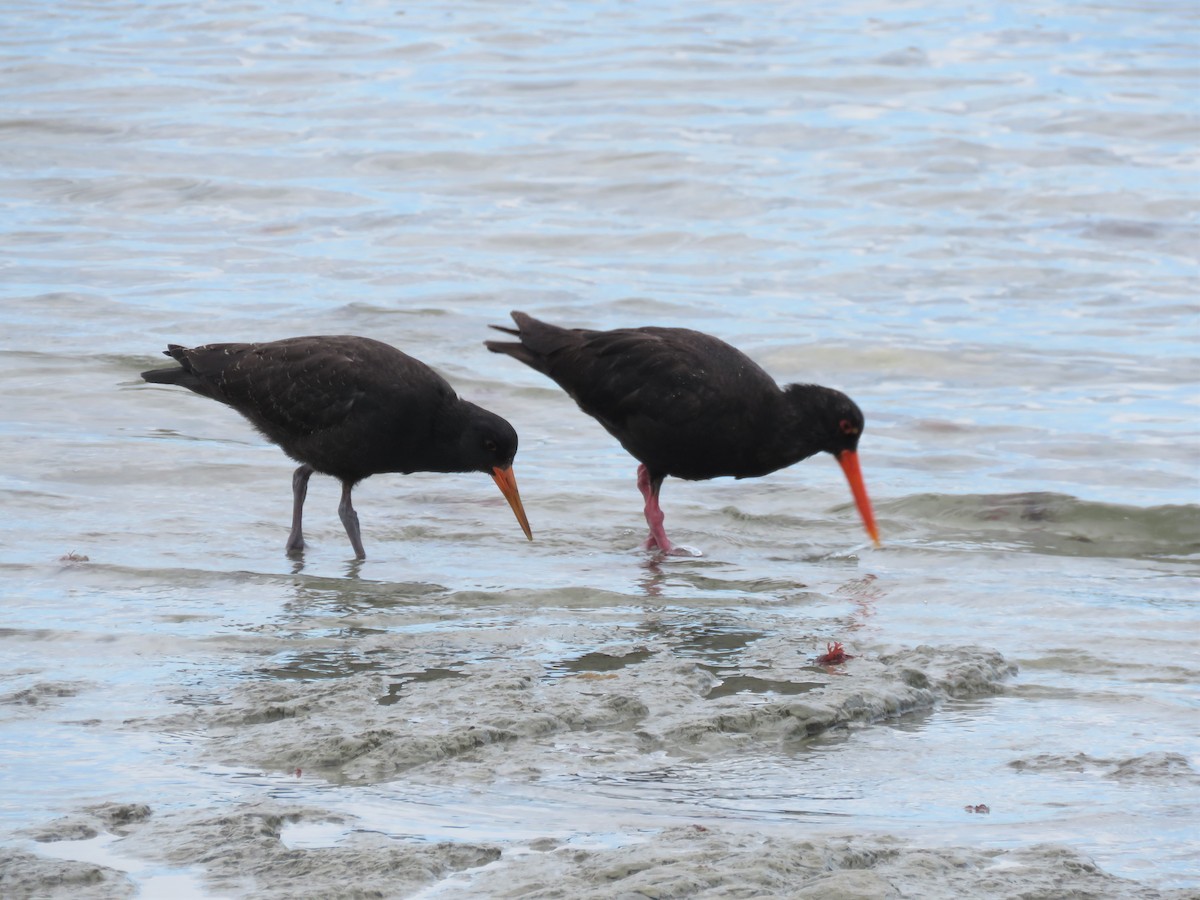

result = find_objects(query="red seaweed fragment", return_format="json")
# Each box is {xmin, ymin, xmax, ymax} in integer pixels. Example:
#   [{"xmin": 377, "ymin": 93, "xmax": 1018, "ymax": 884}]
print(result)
[{"xmin": 815, "ymin": 641, "xmax": 854, "ymax": 666}]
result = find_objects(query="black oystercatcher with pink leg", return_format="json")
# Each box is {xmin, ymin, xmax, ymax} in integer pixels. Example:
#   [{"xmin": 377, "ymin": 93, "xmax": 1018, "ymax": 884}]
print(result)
[
  {"xmin": 486, "ymin": 311, "xmax": 878, "ymax": 554},
  {"xmin": 142, "ymin": 335, "xmax": 533, "ymax": 559}
]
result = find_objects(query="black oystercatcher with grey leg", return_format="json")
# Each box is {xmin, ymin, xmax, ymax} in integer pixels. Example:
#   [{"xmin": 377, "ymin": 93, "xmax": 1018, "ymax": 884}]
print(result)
[
  {"xmin": 142, "ymin": 335, "xmax": 533, "ymax": 559},
  {"xmin": 486, "ymin": 311, "xmax": 878, "ymax": 554}
]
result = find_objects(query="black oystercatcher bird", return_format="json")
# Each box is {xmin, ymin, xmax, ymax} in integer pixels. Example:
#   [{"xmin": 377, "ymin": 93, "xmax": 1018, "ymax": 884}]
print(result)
[
  {"xmin": 486, "ymin": 311, "xmax": 879, "ymax": 553},
  {"xmin": 141, "ymin": 335, "xmax": 533, "ymax": 559}
]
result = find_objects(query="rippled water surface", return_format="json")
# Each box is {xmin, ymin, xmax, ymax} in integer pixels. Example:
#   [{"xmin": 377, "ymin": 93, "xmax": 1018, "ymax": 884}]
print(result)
[{"xmin": 1, "ymin": 1, "xmax": 1198, "ymax": 897}]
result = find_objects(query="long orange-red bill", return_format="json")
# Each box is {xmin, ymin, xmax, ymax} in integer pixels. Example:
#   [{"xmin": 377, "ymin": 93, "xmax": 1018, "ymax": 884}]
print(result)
[
  {"xmin": 835, "ymin": 450, "xmax": 881, "ymax": 548},
  {"xmin": 491, "ymin": 466, "xmax": 533, "ymax": 540}
]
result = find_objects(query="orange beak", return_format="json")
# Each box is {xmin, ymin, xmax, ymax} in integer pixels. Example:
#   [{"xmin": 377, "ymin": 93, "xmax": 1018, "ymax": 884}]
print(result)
[
  {"xmin": 835, "ymin": 450, "xmax": 881, "ymax": 548},
  {"xmin": 491, "ymin": 466, "xmax": 533, "ymax": 540}
]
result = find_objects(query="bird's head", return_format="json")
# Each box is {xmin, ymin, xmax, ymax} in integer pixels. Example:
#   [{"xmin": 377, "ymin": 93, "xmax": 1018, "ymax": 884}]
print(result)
[
  {"xmin": 785, "ymin": 385, "xmax": 880, "ymax": 548},
  {"xmin": 461, "ymin": 410, "xmax": 533, "ymax": 541},
  {"xmin": 462, "ymin": 412, "xmax": 519, "ymax": 472}
]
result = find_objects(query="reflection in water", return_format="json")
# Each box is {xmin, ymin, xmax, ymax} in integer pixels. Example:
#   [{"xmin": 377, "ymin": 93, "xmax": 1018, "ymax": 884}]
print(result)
[
  {"xmin": 704, "ymin": 673, "xmax": 821, "ymax": 700},
  {"xmin": 258, "ymin": 649, "xmax": 390, "ymax": 681},
  {"xmin": 834, "ymin": 573, "xmax": 883, "ymax": 632},
  {"xmin": 638, "ymin": 557, "xmax": 668, "ymax": 598},
  {"xmin": 378, "ymin": 667, "xmax": 466, "ymax": 706},
  {"xmin": 280, "ymin": 574, "xmax": 447, "ymax": 617},
  {"xmin": 550, "ymin": 649, "xmax": 655, "ymax": 676},
  {"xmin": 291, "ymin": 555, "xmax": 366, "ymax": 579}
]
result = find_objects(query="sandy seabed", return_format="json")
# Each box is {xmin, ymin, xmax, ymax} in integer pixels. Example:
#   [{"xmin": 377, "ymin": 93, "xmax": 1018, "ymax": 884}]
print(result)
[{"xmin": 5, "ymin": 641, "xmax": 1195, "ymax": 899}]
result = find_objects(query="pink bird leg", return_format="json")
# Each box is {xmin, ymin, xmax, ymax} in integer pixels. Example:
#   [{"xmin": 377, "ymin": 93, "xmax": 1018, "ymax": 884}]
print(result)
[{"xmin": 637, "ymin": 464, "xmax": 674, "ymax": 553}]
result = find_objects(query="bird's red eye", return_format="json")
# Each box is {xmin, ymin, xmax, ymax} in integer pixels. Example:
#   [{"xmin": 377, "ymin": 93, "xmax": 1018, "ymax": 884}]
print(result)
[{"xmin": 839, "ymin": 419, "xmax": 859, "ymax": 436}]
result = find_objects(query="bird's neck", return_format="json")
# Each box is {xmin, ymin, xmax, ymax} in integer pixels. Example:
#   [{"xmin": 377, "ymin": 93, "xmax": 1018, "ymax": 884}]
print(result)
[{"xmin": 767, "ymin": 384, "xmax": 839, "ymax": 465}]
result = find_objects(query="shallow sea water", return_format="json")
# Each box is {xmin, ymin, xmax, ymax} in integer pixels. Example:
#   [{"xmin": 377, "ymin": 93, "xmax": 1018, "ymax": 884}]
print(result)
[{"xmin": 1, "ymin": 1, "xmax": 1198, "ymax": 898}]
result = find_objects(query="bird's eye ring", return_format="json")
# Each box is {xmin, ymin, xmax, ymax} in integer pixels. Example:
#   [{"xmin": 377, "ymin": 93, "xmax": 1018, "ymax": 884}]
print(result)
[
  {"xmin": 483, "ymin": 438, "xmax": 498, "ymax": 453},
  {"xmin": 839, "ymin": 419, "xmax": 859, "ymax": 436}
]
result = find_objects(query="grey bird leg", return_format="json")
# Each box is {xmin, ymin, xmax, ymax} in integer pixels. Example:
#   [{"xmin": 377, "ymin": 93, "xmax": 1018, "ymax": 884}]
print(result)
[
  {"xmin": 339, "ymin": 480, "xmax": 366, "ymax": 560},
  {"xmin": 286, "ymin": 464, "xmax": 314, "ymax": 556}
]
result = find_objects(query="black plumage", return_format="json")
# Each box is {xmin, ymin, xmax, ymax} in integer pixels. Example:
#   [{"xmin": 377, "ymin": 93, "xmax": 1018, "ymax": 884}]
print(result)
[
  {"xmin": 142, "ymin": 335, "xmax": 532, "ymax": 559},
  {"xmin": 486, "ymin": 311, "xmax": 878, "ymax": 552}
]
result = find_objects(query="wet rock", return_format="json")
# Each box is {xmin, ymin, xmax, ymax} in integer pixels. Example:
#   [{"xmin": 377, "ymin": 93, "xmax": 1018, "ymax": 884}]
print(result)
[
  {"xmin": 0, "ymin": 848, "xmax": 134, "ymax": 900},
  {"xmin": 112, "ymin": 801, "xmax": 500, "ymax": 899},
  {"xmin": 460, "ymin": 829, "xmax": 1190, "ymax": 899},
  {"xmin": 0, "ymin": 681, "xmax": 85, "ymax": 708},
  {"xmin": 664, "ymin": 644, "xmax": 1016, "ymax": 748},
  {"xmin": 1009, "ymin": 750, "xmax": 1200, "ymax": 784},
  {"xmin": 85, "ymin": 803, "xmax": 152, "ymax": 834},
  {"xmin": 21, "ymin": 804, "xmax": 150, "ymax": 844}
]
